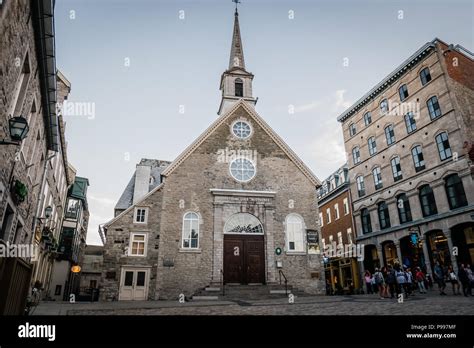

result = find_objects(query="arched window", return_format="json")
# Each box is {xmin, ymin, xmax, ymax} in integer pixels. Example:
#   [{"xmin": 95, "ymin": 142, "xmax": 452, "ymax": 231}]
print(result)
[
  {"xmin": 372, "ymin": 167, "xmax": 383, "ymax": 190},
  {"xmin": 404, "ymin": 112, "xmax": 417, "ymax": 133},
  {"xmin": 445, "ymin": 174, "xmax": 467, "ymax": 209},
  {"xmin": 420, "ymin": 67, "xmax": 431, "ymax": 85},
  {"xmin": 363, "ymin": 112, "xmax": 372, "ymax": 126},
  {"xmin": 286, "ymin": 214, "xmax": 304, "ymax": 252},
  {"xmin": 419, "ymin": 185, "xmax": 437, "ymax": 217},
  {"xmin": 349, "ymin": 123, "xmax": 356, "ymax": 137},
  {"xmin": 380, "ymin": 98, "xmax": 389, "ymax": 114},
  {"xmin": 378, "ymin": 202, "xmax": 391, "ymax": 230},
  {"xmin": 368, "ymin": 136, "xmax": 377, "ymax": 156},
  {"xmin": 182, "ymin": 212, "xmax": 199, "ymax": 249},
  {"xmin": 224, "ymin": 213, "xmax": 264, "ymax": 234},
  {"xmin": 361, "ymin": 208, "xmax": 372, "ymax": 234},
  {"xmin": 396, "ymin": 193, "xmax": 412, "ymax": 224},
  {"xmin": 234, "ymin": 78, "xmax": 243, "ymax": 97},
  {"xmin": 384, "ymin": 125, "xmax": 395, "ymax": 145},
  {"xmin": 435, "ymin": 132, "xmax": 452, "ymax": 160},
  {"xmin": 356, "ymin": 175, "xmax": 365, "ymax": 197},
  {"xmin": 399, "ymin": 84, "xmax": 409, "ymax": 101},
  {"xmin": 352, "ymin": 146, "xmax": 360, "ymax": 164},
  {"xmin": 411, "ymin": 145, "xmax": 425, "ymax": 172},
  {"xmin": 427, "ymin": 96, "xmax": 441, "ymax": 120},
  {"xmin": 391, "ymin": 156, "xmax": 402, "ymax": 181}
]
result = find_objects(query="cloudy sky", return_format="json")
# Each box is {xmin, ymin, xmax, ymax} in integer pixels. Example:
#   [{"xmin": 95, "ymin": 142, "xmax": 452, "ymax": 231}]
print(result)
[{"xmin": 54, "ymin": 0, "xmax": 473, "ymax": 245}]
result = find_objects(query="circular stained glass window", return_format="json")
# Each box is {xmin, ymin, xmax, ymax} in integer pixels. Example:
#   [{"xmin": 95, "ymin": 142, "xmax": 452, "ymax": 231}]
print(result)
[
  {"xmin": 232, "ymin": 121, "xmax": 251, "ymax": 139},
  {"xmin": 230, "ymin": 158, "xmax": 256, "ymax": 182}
]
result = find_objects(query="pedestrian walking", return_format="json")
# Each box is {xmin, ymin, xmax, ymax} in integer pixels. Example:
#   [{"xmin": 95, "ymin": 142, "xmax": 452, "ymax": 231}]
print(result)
[
  {"xmin": 364, "ymin": 270, "xmax": 373, "ymax": 294},
  {"xmin": 415, "ymin": 267, "xmax": 427, "ymax": 294},
  {"xmin": 466, "ymin": 264, "xmax": 474, "ymax": 296},
  {"xmin": 447, "ymin": 266, "xmax": 461, "ymax": 295},
  {"xmin": 433, "ymin": 261, "xmax": 447, "ymax": 295},
  {"xmin": 458, "ymin": 264, "xmax": 470, "ymax": 297},
  {"xmin": 381, "ymin": 266, "xmax": 390, "ymax": 298},
  {"xmin": 385, "ymin": 266, "xmax": 396, "ymax": 298},
  {"xmin": 395, "ymin": 264, "xmax": 406, "ymax": 298},
  {"xmin": 405, "ymin": 267, "xmax": 414, "ymax": 296},
  {"xmin": 374, "ymin": 268, "xmax": 384, "ymax": 299}
]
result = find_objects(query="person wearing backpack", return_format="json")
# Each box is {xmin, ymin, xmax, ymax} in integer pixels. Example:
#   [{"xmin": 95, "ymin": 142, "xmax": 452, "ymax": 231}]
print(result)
[
  {"xmin": 373, "ymin": 268, "xmax": 384, "ymax": 299},
  {"xmin": 395, "ymin": 264, "xmax": 406, "ymax": 297},
  {"xmin": 386, "ymin": 265, "xmax": 396, "ymax": 299}
]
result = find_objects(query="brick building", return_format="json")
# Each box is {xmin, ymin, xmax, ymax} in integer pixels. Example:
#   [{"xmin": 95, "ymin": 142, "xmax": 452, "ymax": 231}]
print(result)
[
  {"xmin": 318, "ymin": 164, "xmax": 361, "ymax": 294},
  {"xmin": 101, "ymin": 9, "xmax": 325, "ymax": 301},
  {"xmin": 338, "ymin": 38, "xmax": 474, "ymax": 276}
]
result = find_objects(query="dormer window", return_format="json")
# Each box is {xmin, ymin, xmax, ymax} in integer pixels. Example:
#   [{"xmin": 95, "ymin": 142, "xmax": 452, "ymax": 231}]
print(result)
[{"xmin": 235, "ymin": 78, "xmax": 243, "ymax": 97}]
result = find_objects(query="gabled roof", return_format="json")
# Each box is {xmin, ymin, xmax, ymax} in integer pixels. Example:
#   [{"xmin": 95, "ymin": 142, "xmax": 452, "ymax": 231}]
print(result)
[{"xmin": 161, "ymin": 99, "xmax": 321, "ymax": 187}]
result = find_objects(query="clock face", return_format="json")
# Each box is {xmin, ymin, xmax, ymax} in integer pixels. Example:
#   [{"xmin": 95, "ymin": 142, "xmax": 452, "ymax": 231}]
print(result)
[
  {"xmin": 230, "ymin": 157, "xmax": 256, "ymax": 182},
  {"xmin": 232, "ymin": 121, "xmax": 251, "ymax": 139}
]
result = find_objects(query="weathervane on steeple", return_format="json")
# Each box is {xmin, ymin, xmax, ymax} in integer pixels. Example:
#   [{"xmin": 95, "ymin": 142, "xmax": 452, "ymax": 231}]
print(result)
[{"xmin": 233, "ymin": 0, "xmax": 241, "ymax": 14}]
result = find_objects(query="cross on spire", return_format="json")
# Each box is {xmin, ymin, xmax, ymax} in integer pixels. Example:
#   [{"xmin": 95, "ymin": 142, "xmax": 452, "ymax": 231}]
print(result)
[
  {"xmin": 229, "ymin": 1, "xmax": 245, "ymax": 69},
  {"xmin": 233, "ymin": 0, "xmax": 241, "ymax": 13}
]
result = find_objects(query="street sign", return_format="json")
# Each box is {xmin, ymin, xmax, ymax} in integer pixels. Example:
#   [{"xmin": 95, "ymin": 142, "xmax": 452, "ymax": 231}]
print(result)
[{"xmin": 275, "ymin": 247, "xmax": 282, "ymax": 255}]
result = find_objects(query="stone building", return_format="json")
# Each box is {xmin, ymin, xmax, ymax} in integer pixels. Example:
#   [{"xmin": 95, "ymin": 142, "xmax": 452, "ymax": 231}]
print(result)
[
  {"xmin": 101, "ymin": 9, "xmax": 324, "ymax": 301},
  {"xmin": 30, "ymin": 71, "xmax": 73, "ymax": 298},
  {"xmin": 78, "ymin": 244, "xmax": 103, "ymax": 294},
  {"xmin": 0, "ymin": 0, "xmax": 69, "ymax": 314},
  {"xmin": 318, "ymin": 164, "xmax": 361, "ymax": 294},
  {"xmin": 338, "ymin": 38, "xmax": 474, "ymax": 277}
]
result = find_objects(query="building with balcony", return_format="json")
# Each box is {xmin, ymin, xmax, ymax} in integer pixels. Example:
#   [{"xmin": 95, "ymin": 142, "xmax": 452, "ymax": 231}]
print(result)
[
  {"xmin": 318, "ymin": 164, "xmax": 361, "ymax": 294},
  {"xmin": 338, "ymin": 38, "xmax": 474, "ymax": 276}
]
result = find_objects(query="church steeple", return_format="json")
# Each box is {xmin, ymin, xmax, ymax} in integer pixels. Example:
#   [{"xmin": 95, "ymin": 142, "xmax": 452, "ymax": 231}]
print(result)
[
  {"xmin": 228, "ymin": 9, "xmax": 245, "ymax": 70},
  {"xmin": 218, "ymin": 5, "xmax": 257, "ymax": 115}
]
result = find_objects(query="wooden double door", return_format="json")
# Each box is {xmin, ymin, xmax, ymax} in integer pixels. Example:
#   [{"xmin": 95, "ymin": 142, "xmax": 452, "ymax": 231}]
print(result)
[{"xmin": 224, "ymin": 234, "xmax": 265, "ymax": 284}]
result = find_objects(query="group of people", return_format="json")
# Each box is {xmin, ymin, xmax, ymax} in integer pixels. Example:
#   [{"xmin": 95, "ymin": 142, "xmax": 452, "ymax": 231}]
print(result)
[{"xmin": 363, "ymin": 262, "xmax": 474, "ymax": 299}]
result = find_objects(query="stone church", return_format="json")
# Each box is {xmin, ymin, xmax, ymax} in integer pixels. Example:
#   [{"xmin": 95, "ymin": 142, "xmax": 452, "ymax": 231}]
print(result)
[{"xmin": 101, "ymin": 9, "xmax": 325, "ymax": 301}]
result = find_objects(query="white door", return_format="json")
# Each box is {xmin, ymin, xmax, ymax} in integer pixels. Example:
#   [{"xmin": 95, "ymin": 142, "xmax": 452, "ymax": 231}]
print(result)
[{"xmin": 119, "ymin": 268, "xmax": 149, "ymax": 300}]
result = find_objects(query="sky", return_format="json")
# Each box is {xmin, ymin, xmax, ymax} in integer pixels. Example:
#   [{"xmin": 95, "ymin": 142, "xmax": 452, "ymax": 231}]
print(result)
[{"xmin": 53, "ymin": 0, "xmax": 474, "ymax": 245}]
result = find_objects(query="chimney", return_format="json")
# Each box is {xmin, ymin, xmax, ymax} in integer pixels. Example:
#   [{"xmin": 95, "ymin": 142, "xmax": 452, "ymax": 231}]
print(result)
[{"xmin": 132, "ymin": 162, "xmax": 151, "ymax": 204}]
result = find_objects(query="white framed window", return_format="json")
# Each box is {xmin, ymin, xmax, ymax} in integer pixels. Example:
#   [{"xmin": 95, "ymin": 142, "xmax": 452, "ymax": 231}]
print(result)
[
  {"xmin": 231, "ymin": 120, "xmax": 252, "ymax": 139},
  {"xmin": 182, "ymin": 212, "xmax": 199, "ymax": 249},
  {"xmin": 329, "ymin": 235, "xmax": 334, "ymax": 243},
  {"xmin": 337, "ymin": 232, "xmax": 343, "ymax": 246},
  {"xmin": 286, "ymin": 214, "xmax": 305, "ymax": 252},
  {"xmin": 326, "ymin": 208, "xmax": 331, "ymax": 224},
  {"xmin": 229, "ymin": 157, "xmax": 256, "ymax": 182},
  {"xmin": 343, "ymin": 198, "xmax": 349, "ymax": 215},
  {"xmin": 129, "ymin": 232, "xmax": 147, "ymax": 256},
  {"xmin": 319, "ymin": 212, "xmax": 323, "ymax": 227},
  {"xmin": 134, "ymin": 207, "xmax": 148, "ymax": 224},
  {"xmin": 347, "ymin": 228, "xmax": 353, "ymax": 245},
  {"xmin": 334, "ymin": 204, "xmax": 340, "ymax": 220}
]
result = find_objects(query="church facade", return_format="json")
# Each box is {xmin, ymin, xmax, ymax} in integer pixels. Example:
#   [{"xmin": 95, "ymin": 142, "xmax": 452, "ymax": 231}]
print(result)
[{"xmin": 100, "ymin": 9, "xmax": 325, "ymax": 301}]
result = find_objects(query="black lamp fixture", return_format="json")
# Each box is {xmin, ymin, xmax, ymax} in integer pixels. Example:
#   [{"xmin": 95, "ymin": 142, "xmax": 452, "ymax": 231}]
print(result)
[{"xmin": 1, "ymin": 116, "xmax": 29, "ymax": 145}]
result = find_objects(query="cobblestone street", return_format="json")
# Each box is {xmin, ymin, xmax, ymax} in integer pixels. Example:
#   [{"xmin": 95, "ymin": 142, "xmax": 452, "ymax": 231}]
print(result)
[{"xmin": 33, "ymin": 292, "xmax": 474, "ymax": 316}]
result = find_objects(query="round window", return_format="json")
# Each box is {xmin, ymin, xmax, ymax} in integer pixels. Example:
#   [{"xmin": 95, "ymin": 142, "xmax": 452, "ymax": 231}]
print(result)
[
  {"xmin": 230, "ymin": 158, "xmax": 256, "ymax": 182},
  {"xmin": 232, "ymin": 121, "xmax": 251, "ymax": 139}
]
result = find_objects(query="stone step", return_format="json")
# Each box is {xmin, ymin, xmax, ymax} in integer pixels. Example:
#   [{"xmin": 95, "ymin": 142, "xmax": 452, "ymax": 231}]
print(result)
[
  {"xmin": 192, "ymin": 295, "xmax": 219, "ymax": 301},
  {"xmin": 204, "ymin": 287, "xmax": 221, "ymax": 292}
]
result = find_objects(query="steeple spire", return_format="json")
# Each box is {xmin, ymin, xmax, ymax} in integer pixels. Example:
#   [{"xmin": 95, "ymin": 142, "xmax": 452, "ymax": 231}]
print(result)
[
  {"xmin": 218, "ymin": 3, "xmax": 257, "ymax": 115},
  {"xmin": 229, "ymin": 5, "xmax": 245, "ymax": 70}
]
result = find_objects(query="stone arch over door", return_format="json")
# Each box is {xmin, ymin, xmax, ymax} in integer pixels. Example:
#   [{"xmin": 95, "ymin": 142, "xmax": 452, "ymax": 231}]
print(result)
[
  {"xmin": 381, "ymin": 240, "xmax": 397, "ymax": 266},
  {"xmin": 425, "ymin": 230, "xmax": 451, "ymax": 267},
  {"xmin": 450, "ymin": 222, "xmax": 474, "ymax": 267},
  {"xmin": 363, "ymin": 244, "xmax": 379, "ymax": 273},
  {"xmin": 399, "ymin": 235, "xmax": 424, "ymax": 270},
  {"xmin": 223, "ymin": 213, "xmax": 266, "ymax": 284}
]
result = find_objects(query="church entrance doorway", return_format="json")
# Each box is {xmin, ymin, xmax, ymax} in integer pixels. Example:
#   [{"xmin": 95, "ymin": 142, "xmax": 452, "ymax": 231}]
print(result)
[{"xmin": 223, "ymin": 213, "xmax": 265, "ymax": 285}]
